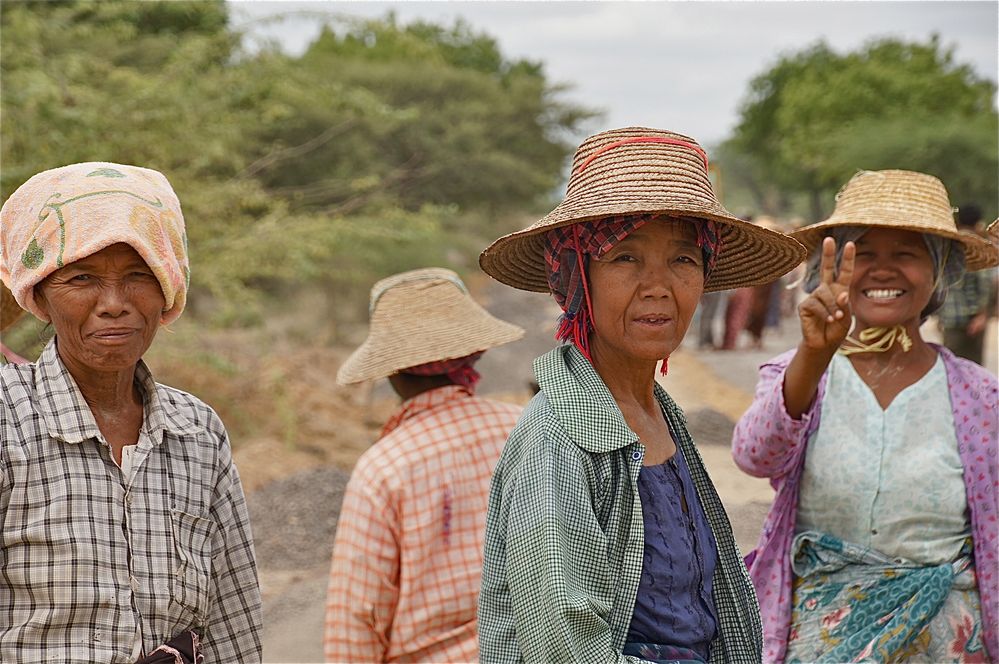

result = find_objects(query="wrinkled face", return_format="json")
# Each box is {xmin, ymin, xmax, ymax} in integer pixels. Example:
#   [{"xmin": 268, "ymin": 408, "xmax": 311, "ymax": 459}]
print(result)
[
  {"xmin": 588, "ymin": 220, "xmax": 705, "ymax": 364},
  {"xmin": 849, "ymin": 227, "xmax": 936, "ymax": 329},
  {"xmin": 35, "ymin": 243, "xmax": 165, "ymax": 373}
]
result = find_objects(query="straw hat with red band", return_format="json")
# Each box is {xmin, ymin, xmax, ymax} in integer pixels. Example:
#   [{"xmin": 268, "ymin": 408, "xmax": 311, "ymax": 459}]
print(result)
[
  {"xmin": 479, "ymin": 126, "xmax": 807, "ymax": 292},
  {"xmin": 790, "ymin": 170, "xmax": 998, "ymax": 271}
]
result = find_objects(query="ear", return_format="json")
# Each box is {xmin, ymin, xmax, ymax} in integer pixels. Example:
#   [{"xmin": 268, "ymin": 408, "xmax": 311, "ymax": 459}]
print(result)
[{"xmin": 33, "ymin": 283, "xmax": 51, "ymax": 319}]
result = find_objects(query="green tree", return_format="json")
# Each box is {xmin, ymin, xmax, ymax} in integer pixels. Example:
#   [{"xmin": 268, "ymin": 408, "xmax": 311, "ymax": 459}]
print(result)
[{"xmin": 725, "ymin": 36, "xmax": 997, "ymax": 221}]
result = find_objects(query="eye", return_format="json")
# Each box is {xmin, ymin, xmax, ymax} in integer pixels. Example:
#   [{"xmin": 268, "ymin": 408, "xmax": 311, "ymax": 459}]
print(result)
[
  {"xmin": 610, "ymin": 253, "xmax": 637, "ymax": 263},
  {"xmin": 69, "ymin": 273, "xmax": 93, "ymax": 283},
  {"xmin": 675, "ymin": 253, "xmax": 701, "ymax": 266}
]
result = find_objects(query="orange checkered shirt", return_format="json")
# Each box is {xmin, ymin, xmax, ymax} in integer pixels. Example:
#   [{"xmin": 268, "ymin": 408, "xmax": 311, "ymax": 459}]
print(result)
[{"xmin": 324, "ymin": 385, "xmax": 522, "ymax": 663}]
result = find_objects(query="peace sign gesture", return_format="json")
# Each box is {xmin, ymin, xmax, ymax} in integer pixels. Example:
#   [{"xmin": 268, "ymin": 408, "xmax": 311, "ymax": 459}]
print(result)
[{"xmin": 798, "ymin": 237, "xmax": 855, "ymax": 352}]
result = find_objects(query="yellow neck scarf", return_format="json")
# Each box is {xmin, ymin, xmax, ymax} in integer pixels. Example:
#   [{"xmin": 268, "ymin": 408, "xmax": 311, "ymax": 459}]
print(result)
[{"xmin": 838, "ymin": 325, "xmax": 913, "ymax": 356}]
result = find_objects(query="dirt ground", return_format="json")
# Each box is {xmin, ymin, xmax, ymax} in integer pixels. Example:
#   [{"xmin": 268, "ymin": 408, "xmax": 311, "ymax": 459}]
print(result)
[{"xmin": 247, "ymin": 281, "xmax": 999, "ymax": 663}]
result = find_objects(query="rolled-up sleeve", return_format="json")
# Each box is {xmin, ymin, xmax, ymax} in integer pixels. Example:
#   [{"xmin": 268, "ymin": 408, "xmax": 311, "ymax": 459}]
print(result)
[{"xmin": 732, "ymin": 354, "xmax": 822, "ymax": 480}]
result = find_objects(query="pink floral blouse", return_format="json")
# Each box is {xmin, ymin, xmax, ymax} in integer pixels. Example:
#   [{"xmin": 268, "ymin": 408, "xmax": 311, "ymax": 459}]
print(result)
[{"xmin": 731, "ymin": 344, "xmax": 998, "ymax": 663}]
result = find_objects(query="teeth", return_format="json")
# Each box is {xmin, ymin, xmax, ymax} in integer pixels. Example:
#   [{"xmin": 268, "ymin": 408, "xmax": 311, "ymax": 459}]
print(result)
[{"xmin": 864, "ymin": 289, "xmax": 903, "ymax": 299}]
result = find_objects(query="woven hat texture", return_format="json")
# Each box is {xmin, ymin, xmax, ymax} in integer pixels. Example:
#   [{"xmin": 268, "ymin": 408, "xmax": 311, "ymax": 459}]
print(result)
[
  {"xmin": 479, "ymin": 126, "xmax": 806, "ymax": 292},
  {"xmin": 791, "ymin": 170, "xmax": 998, "ymax": 271},
  {"xmin": 336, "ymin": 268, "xmax": 524, "ymax": 385}
]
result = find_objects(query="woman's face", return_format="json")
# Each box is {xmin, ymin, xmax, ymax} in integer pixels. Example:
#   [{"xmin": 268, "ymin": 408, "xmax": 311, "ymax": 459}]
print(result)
[
  {"xmin": 588, "ymin": 220, "xmax": 705, "ymax": 366},
  {"xmin": 849, "ymin": 227, "xmax": 936, "ymax": 329},
  {"xmin": 35, "ymin": 243, "xmax": 165, "ymax": 373}
]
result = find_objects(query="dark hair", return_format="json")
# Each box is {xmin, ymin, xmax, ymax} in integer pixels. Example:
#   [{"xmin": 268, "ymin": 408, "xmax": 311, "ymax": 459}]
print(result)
[{"xmin": 956, "ymin": 204, "xmax": 982, "ymax": 229}]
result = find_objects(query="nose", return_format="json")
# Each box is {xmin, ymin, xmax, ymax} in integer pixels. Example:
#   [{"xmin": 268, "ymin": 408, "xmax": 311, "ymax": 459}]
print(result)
[
  {"xmin": 95, "ymin": 281, "xmax": 131, "ymax": 317},
  {"xmin": 637, "ymin": 260, "xmax": 673, "ymax": 299}
]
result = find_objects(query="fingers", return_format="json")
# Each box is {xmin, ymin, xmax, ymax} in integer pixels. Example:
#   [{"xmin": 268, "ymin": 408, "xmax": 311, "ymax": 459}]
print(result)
[
  {"xmin": 803, "ymin": 285, "xmax": 848, "ymax": 323},
  {"xmin": 835, "ymin": 241, "xmax": 856, "ymax": 287},
  {"xmin": 819, "ymin": 236, "xmax": 837, "ymax": 285}
]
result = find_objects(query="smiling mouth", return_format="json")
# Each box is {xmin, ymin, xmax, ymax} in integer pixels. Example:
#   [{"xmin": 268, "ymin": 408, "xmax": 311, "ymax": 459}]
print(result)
[
  {"xmin": 635, "ymin": 316, "xmax": 673, "ymax": 325},
  {"xmin": 91, "ymin": 329, "xmax": 137, "ymax": 340},
  {"xmin": 863, "ymin": 288, "xmax": 905, "ymax": 300}
]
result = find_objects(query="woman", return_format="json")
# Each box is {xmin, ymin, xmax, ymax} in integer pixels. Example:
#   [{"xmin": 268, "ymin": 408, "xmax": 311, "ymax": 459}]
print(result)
[
  {"xmin": 732, "ymin": 170, "xmax": 999, "ymax": 663},
  {"xmin": 0, "ymin": 163, "xmax": 262, "ymax": 663},
  {"xmin": 477, "ymin": 127, "xmax": 806, "ymax": 663}
]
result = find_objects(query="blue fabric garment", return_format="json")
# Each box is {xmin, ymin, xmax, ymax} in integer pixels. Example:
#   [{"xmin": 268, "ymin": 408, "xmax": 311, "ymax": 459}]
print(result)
[{"xmin": 626, "ymin": 448, "xmax": 719, "ymax": 662}]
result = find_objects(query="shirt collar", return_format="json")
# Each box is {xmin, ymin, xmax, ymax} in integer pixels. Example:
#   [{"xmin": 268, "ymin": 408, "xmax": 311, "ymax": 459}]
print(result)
[
  {"xmin": 34, "ymin": 337, "xmax": 201, "ymax": 445},
  {"xmin": 534, "ymin": 344, "xmax": 677, "ymax": 454},
  {"xmin": 380, "ymin": 384, "xmax": 473, "ymax": 437}
]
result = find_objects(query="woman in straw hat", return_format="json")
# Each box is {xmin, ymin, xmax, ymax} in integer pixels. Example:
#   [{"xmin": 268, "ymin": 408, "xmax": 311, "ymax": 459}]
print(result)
[
  {"xmin": 325, "ymin": 268, "xmax": 524, "ymax": 663},
  {"xmin": 732, "ymin": 169, "xmax": 999, "ymax": 663},
  {"xmin": 477, "ymin": 127, "xmax": 806, "ymax": 663},
  {"xmin": 0, "ymin": 163, "xmax": 262, "ymax": 663}
]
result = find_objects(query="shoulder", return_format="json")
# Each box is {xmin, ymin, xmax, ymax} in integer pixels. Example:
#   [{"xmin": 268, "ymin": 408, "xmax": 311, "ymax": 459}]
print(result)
[
  {"xmin": 154, "ymin": 381, "xmax": 229, "ymax": 441},
  {"xmin": 497, "ymin": 391, "xmax": 593, "ymax": 481},
  {"xmin": 761, "ymin": 348, "xmax": 798, "ymax": 371},
  {"xmin": 1, "ymin": 361, "xmax": 36, "ymax": 405},
  {"xmin": 936, "ymin": 344, "xmax": 998, "ymax": 392}
]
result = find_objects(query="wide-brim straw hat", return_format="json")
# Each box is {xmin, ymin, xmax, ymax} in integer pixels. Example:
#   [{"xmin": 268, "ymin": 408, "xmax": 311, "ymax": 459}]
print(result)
[
  {"xmin": 1, "ymin": 281, "xmax": 25, "ymax": 332},
  {"xmin": 791, "ymin": 170, "xmax": 998, "ymax": 271},
  {"xmin": 336, "ymin": 267, "xmax": 525, "ymax": 385},
  {"xmin": 479, "ymin": 127, "xmax": 807, "ymax": 293}
]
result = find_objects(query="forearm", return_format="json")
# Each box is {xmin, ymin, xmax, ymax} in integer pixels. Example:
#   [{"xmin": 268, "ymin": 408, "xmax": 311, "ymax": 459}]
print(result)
[{"xmin": 782, "ymin": 343, "xmax": 836, "ymax": 420}]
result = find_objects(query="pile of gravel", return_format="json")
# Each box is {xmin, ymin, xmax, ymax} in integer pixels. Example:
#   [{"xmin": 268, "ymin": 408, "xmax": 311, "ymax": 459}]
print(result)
[
  {"xmin": 247, "ymin": 466, "xmax": 350, "ymax": 571},
  {"xmin": 685, "ymin": 407, "xmax": 737, "ymax": 447}
]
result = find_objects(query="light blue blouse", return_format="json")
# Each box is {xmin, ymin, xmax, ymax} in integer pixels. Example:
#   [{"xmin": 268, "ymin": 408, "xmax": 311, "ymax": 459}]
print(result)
[{"xmin": 796, "ymin": 353, "xmax": 970, "ymax": 564}]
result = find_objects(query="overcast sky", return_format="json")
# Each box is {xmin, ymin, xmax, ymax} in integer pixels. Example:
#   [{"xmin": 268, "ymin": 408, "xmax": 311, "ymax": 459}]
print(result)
[{"xmin": 229, "ymin": 1, "xmax": 998, "ymax": 147}]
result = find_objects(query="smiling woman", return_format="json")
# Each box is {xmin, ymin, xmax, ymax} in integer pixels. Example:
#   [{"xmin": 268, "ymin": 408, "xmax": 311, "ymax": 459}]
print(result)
[
  {"xmin": 0, "ymin": 163, "xmax": 262, "ymax": 663},
  {"xmin": 732, "ymin": 169, "xmax": 999, "ymax": 663},
  {"xmin": 476, "ymin": 127, "xmax": 806, "ymax": 664}
]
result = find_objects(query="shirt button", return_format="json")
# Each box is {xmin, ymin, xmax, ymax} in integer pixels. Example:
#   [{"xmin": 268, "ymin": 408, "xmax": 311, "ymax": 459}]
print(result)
[
  {"xmin": 631, "ymin": 450, "xmax": 642, "ymax": 461},
  {"xmin": 871, "ymin": 529, "xmax": 878, "ymax": 535}
]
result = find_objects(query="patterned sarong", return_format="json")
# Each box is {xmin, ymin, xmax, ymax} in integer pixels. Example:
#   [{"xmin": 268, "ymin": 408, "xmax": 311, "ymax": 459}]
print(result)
[{"xmin": 786, "ymin": 532, "xmax": 986, "ymax": 663}]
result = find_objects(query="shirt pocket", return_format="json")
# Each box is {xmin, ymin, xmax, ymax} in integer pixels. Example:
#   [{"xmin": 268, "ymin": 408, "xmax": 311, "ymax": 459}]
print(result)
[{"xmin": 169, "ymin": 509, "xmax": 215, "ymax": 624}]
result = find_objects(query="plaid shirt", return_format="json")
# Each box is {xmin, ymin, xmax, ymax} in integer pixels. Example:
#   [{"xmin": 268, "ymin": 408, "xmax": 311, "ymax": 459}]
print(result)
[
  {"xmin": 324, "ymin": 385, "xmax": 522, "ymax": 663},
  {"xmin": 479, "ymin": 345, "xmax": 762, "ymax": 663},
  {"xmin": 0, "ymin": 339, "xmax": 262, "ymax": 663},
  {"xmin": 938, "ymin": 269, "xmax": 997, "ymax": 327}
]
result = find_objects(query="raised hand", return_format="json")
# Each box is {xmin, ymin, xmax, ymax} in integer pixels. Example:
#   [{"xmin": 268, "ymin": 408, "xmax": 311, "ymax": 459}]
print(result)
[{"xmin": 798, "ymin": 237, "xmax": 855, "ymax": 353}]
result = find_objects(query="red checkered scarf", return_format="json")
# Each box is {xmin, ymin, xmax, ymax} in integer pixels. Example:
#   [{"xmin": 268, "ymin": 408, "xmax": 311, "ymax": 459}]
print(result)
[
  {"xmin": 400, "ymin": 351, "xmax": 485, "ymax": 391},
  {"xmin": 543, "ymin": 214, "xmax": 721, "ymax": 375}
]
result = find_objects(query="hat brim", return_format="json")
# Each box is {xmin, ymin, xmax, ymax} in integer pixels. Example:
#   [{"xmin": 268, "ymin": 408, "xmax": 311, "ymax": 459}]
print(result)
[
  {"xmin": 480, "ymin": 204, "xmax": 808, "ymax": 293},
  {"xmin": 791, "ymin": 220, "xmax": 999, "ymax": 271}
]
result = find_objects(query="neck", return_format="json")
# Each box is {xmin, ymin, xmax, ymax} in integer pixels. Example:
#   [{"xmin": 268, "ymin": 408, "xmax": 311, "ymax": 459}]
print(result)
[
  {"xmin": 847, "ymin": 319, "xmax": 932, "ymax": 366},
  {"xmin": 588, "ymin": 338, "xmax": 659, "ymax": 410},
  {"xmin": 59, "ymin": 355, "xmax": 141, "ymax": 417}
]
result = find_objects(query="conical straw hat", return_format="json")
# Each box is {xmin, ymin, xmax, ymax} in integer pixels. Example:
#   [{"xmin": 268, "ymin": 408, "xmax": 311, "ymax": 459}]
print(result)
[
  {"xmin": 479, "ymin": 127, "xmax": 807, "ymax": 293},
  {"xmin": 336, "ymin": 268, "xmax": 525, "ymax": 385},
  {"xmin": 791, "ymin": 170, "xmax": 998, "ymax": 271},
  {"xmin": 1, "ymin": 281, "xmax": 25, "ymax": 332}
]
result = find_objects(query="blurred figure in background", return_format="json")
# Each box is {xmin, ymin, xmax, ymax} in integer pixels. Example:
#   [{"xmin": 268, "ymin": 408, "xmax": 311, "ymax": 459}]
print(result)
[
  {"xmin": 938, "ymin": 204, "xmax": 997, "ymax": 364},
  {"xmin": 325, "ymin": 268, "xmax": 524, "ymax": 663},
  {"xmin": 0, "ymin": 282, "xmax": 28, "ymax": 364}
]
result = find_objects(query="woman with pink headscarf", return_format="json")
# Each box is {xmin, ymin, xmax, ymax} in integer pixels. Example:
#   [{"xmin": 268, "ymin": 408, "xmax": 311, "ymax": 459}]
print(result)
[{"xmin": 0, "ymin": 163, "xmax": 262, "ymax": 663}]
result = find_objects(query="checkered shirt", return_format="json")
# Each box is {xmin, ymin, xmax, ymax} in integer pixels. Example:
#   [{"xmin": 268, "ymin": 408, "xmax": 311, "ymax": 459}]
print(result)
[
  {"xmin": 479, "ymin": 345, "xmax": 762, "ymax": 663},
  {"xmin": 0, "ymin": 339, "xmax": 262, "ymax": 663},
  {"xmin": 324, "ymin": 385, "xmax": 522, "ymax": 663}
]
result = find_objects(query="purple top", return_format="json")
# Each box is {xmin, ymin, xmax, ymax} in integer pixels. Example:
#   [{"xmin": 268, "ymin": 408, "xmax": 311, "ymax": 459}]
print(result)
[
  {"xmin": 626, "ymin": 448, "xmax": 719, "ymax": 662},
  {"xmin": 731, "ymin": 344, "xmax": 998, "ymax": 663}
]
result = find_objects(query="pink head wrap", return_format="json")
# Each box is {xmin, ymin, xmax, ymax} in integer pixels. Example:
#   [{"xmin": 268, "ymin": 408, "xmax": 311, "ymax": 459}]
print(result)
[{"xmin": 1, "ymin": 162, "xmax": 189, "ymax": 324}]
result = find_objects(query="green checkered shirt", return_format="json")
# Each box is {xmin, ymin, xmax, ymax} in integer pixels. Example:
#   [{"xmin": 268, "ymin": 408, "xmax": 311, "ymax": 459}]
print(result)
[{"xmin": 479, "ymin": 345, "xmax": 762, "ymax": 663}]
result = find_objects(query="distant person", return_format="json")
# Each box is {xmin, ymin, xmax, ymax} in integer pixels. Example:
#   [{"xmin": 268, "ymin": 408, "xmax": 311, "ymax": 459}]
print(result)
[
  {"xmin": 324, "ymin": 268, "xmax": 524, "ymax": 663},
  {"xmin": 697, "ymin": 290, "xmax": 726, "ymax": 348},
  {"xmin": 478, "ymin": 127, "xmax": 806, "ymax": 663},
  {"xmin": 938, "ymin": 204, "xmax": 997, "ymax": 364},
  {"xmin": 733, "ymin": 170, "xmax": 999, "ymax": 663},
  {"xmin": 0, "ymin": 163, "xmax": 263, "ymax": 662}
]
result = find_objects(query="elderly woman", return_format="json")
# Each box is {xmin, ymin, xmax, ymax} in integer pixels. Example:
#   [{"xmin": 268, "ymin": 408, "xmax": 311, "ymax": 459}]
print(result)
[
  {"xmin": 477, "ymin": 127, "xmax": 806, "ymax": 663},
  {"xmin": 0, "ymin": 163, "xmax": 262, "ymax": 663},
  {"xmin": 733, "ymin": 170, "xmax": 999, "ymax": 663}
]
